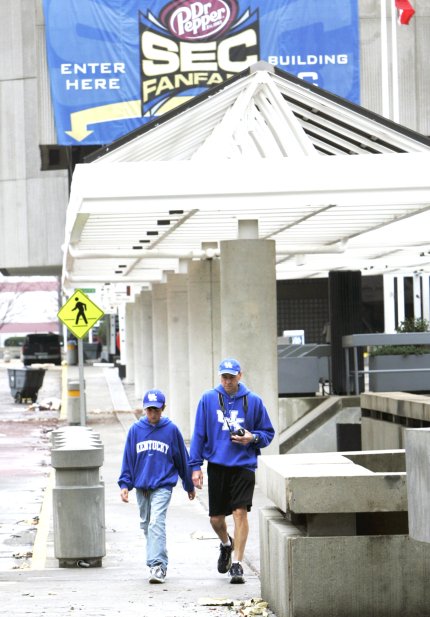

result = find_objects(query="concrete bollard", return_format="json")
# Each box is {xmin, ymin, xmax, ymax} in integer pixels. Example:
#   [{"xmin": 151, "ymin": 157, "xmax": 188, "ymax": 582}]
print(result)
[
  {"xmin": 51, "ymin": 426, "xmax": 105, "ymax": 567},
  {"xmin": 67, "ymin": 340, "xmax": 78, "ymax": 365},
  {"xmin": 67, "ymin": 380, "xmax": 81, "ymax": 425}
]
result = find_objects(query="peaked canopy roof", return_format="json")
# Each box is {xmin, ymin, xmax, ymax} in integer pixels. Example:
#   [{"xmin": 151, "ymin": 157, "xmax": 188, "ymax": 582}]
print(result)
[{"xmin": 63, "ymin": 63, "xmax": 430, "ymax": 297}]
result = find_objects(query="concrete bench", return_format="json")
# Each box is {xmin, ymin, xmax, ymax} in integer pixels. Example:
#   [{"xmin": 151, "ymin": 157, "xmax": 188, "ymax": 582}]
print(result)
[{"xmin": 257, "ymin": 450, "xmax": 430, "ymax": 617}]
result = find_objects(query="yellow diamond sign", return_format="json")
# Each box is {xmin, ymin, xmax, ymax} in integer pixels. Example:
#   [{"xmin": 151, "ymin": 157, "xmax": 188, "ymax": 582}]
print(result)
[{"xmin": 58, "ymin": 290, "xmax": 104, "ymax": 339}]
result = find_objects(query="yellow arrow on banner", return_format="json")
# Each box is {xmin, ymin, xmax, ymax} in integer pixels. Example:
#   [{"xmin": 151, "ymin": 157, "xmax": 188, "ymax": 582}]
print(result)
[
  {"xmin": 65, "ymin": 95, "xmax": 196, "ymax": 142},
  {"xmin": 65, "ymin": 100, "xmax": 142, "ymax": 142}
]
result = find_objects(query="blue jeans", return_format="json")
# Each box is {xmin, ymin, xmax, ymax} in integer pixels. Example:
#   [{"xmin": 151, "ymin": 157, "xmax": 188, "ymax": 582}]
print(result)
[{"xmin": 136, "ymin": 487, "xmax": 172, "ymax": 569}]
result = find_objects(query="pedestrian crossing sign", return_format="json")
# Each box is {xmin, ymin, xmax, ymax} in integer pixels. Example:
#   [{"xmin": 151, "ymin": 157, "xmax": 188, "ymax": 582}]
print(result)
[{"xmin": 58, "ymin": 289, "xmax": 104, "ymax": 339}]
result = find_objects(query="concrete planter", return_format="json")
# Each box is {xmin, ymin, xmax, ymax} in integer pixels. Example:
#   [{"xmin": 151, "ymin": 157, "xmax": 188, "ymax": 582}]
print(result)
[{"xmin": 369, "ymin": 354, "xmax": 430, "ymax": 392}]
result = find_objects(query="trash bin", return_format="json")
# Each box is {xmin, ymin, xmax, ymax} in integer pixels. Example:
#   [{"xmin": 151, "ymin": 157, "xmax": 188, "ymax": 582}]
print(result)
[
  {"xmin": 51, "ymin": 426, "xmax": 105, "ymax": 567},
  {"xmin": 7, "ymin": 367, "xmax": 46, "ymax": 403},
  {"xmin": 115, "ymin": 361, "xmax": 126, "ymax": 380}
]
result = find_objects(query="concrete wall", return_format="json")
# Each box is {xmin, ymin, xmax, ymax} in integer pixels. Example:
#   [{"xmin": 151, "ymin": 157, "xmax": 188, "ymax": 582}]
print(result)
[
  {"xmin": 279, "ymin": 396, "xmax": 361, "ymax": 454},
  {"xmin": 258, "ymin": 449, "xmax": 430, "ymax": 616},
  {"xmin": 361, "ymin": 392, "xmax": 430, "ymax": 450},
  {"xmin": 260, "ymin": 508, "xmax": 430, "ymax": 617},
  {"xmin": 405, "ymin": 428, "xmax": 430, "ymax": 544},
  {"xmin": 0, "ymin": 0, "xmax": 68, "ymax": 275},
  {"xmin": 361, "ymin": 416, "xmax": 404, "ymax": 450},
  {"xmin": 360, "ymin": 0, "xmax": 430, "ymax": 134},
  {"xmin": 279, "ymin": 397, "xmax": 322, "ymax": 432}
]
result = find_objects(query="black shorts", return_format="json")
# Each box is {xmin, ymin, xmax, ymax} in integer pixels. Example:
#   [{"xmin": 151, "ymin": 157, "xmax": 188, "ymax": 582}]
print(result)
[{"xmin": 207, "ymin": 462, "xmax": 255, "ymax": 517}]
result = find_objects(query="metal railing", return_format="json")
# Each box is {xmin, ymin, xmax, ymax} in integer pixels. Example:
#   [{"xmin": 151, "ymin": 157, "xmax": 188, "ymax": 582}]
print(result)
[{"xmin": 342, "ymin": 333, "xmax": 430, "ymax": 395}]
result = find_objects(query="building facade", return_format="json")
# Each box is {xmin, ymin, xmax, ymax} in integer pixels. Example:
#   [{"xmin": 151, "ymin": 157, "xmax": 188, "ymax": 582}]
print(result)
[{"xmin": 0, "ymin": 0, "xmax": 429, "ymax": 277}]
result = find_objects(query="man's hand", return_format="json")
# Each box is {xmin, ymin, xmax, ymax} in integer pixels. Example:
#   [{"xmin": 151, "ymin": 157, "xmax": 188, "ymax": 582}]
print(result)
[
  {"xmin": 230, "ymin": 429, "xmax": 254, "ymax": 445},
  {"xmin": 188, "ymin": 490, "xmax": 196, "ymax": 500},
  {"xmin": 192, "ymin": 470, "xmax": 203, "ymax": 489},
  {"xmin": 120, "ymin": 488, "xmax": 129, "ymax": 503}
]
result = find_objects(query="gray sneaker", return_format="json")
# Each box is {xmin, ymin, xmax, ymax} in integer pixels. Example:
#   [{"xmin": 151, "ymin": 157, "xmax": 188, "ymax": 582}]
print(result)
[
  {"xmin": 149, "ymin": 565, "xmax": 166, "ymax": 583},
  {"xmin": 229, "ymin": 562, "xmax": 245, "ymax": 584}
]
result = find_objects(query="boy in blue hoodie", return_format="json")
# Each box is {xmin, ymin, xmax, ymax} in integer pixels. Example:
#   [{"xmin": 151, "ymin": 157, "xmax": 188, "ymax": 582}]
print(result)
[
  {"xmin": 118, "ymin": 389, "xmax": 195, "ymax": 584},
  {"xmin": 189, "ymin": 358, "xmax": 275, "ymax": 584}
]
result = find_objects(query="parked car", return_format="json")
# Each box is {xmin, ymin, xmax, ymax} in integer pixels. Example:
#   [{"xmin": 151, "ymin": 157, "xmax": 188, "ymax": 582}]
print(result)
[{"xmin": 21, "ymin": 333, "xmax": 62, "ymax": 366}]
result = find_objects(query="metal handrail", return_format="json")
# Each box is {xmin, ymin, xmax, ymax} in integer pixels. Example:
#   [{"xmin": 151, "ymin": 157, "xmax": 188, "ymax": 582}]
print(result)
[{"xmin": 342, "ymin": 333, "xmax": 430, "ymax": 395}]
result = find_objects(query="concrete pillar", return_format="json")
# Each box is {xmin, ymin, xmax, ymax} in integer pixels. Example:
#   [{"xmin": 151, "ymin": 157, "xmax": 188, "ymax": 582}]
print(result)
[
  {"xmin": 329, "ymin": 270, "xmax": 363, "ymax": 395},
  {"xmin": 413, "ymin": 274, "xmax": 422, "ymax": 319},
  {"xmin": 423, "ymin": 275, "xmax": 430, "ymax": 323},
  {"xmin": 140, "ymin": 290, "xmax": 154, "ymax": 394},
  {"xmin": 219, "ymin": 238, "xmax": 279, "ymax": 453},
  {"xmin": 108, "ymin": 314, "xmax": 117, "ymax": 362},
  {"xmin": 117, "ymin": 304, "xmax": 126, "ymax": 365},
  {"xmin": 187, "ymin": 259, "xmax": 221, "ymax": 434},
  {"xmin": 166, "ymin": 273, "xmax": 190, "ymax": 437},
  {"xmin": 397, "ymin": 275, "xmax": 405, "ymax": 325},
  {"xmin": 133, "ymin": 293, "xmax": 145, "ymax": 402},
  {"xmin": 124, "ymin": 302, "xmax": 135, "ymax": 385},
  {"xmin": 152, "ymin": 283, "xmax": 169, "ymax": 400},
  {"xmin": 383, "ymin": 274, "xmax": 396, "ymax": 333}
]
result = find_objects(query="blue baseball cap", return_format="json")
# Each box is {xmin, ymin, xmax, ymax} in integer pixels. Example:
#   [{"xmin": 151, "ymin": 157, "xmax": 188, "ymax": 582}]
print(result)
[
  {"xmin": 143, "ymin": 389, "xmax": 166, "ymax": 409},
  {"xmin": 218, "ymin": 358, "xmax": 241, "ymax": 375}
]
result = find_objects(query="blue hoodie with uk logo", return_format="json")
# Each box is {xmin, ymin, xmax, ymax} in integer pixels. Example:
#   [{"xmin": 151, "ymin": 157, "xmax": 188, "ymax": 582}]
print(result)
[
  {"xmin": 118, "ymin": 416, "xmax": 194, "ymax": 493},
  {"xmin": 189, "ymin": 382, "xmax": 275, "ymax": 473}
]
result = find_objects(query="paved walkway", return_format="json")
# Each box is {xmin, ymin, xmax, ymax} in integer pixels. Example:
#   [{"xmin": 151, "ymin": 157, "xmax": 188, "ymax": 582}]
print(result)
[{"xmin": 0, "ymin": 362, "xmax": 277, "ymax": 617}]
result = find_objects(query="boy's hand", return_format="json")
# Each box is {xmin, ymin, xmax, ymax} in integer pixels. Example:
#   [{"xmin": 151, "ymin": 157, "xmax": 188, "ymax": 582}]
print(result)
[
  {"xmin": 188, "ymin": 490, "xmax": 196, "ymax": 500},
  {"xmin": 192, "ymin": 470, "xmax": 203, "ymax": 489},
  {"xmin": 120, "ymin": 488, "xmax": 129, "ymax": 503}
]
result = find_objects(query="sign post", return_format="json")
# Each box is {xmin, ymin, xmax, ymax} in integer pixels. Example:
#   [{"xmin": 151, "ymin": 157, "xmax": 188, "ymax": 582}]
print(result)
[
  {"xmin": 77, "ymin": 339, "xmax": 85, "ymax": 425},
  {"xmin": 58, "ymin": 290, "xmax": 104, "ymax": 425}
]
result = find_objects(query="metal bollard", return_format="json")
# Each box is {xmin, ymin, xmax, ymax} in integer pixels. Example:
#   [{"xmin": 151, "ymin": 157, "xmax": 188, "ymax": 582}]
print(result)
[
  {"xmin": 51, "ymin": 426, "xmax": 105, "ymax": 567},
  {"xmin": 67, "ymin": 380, "xmax": 81, "ymax": 425}
]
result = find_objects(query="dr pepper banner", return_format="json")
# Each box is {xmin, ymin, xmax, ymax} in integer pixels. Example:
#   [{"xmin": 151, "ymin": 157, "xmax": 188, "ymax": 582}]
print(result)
[{"xmin": 42, "ymin": 0, "xmax": 360, "ymax": 145}]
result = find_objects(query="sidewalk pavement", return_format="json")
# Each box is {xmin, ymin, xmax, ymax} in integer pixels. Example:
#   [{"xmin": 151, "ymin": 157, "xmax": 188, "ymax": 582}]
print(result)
[{"xmin": 0, "ymin": 364, "xmax": 277, "ymax": 617}]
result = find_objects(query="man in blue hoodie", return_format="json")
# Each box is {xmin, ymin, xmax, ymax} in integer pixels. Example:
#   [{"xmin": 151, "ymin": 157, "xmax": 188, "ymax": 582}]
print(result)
[
  {"xmin": 189, "ymin": 358, "xmax": 275, "ymax": 584},
  {"xmin": 118, "ymin": 389, "xmax": 195, "ymax": 584}
]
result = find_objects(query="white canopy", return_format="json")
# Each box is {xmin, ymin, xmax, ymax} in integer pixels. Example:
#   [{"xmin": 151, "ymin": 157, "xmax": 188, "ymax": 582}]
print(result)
[{"xmin": 63, "ymin": 63, "xmax": 430, "ymax": 296}]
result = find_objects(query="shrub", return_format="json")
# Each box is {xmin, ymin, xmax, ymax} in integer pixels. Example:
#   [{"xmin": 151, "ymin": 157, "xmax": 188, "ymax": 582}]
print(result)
[{"xmin": 370, "ymin": 318, "xmax": 430, "ymax": 356}]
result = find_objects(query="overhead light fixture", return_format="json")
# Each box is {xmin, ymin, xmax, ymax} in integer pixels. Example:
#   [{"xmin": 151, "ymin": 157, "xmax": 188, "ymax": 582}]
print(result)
[
  {"xmin": 139, "ymin": 239, "xmax": 150, "ymax": 244},
  {"xmin": 157, "ymin": 220, "xmax": 170, "ymax": 225},
  {"xmin": 169, "ymin": 210, "xmax": 184, "ymax": 215},
  {"xmin": 132, "ymin": 245, "xmax": 143, "ymax": 249},
  {"xmin": 147, "ymin": 231, "xmax": 159, "ymax": 236}
]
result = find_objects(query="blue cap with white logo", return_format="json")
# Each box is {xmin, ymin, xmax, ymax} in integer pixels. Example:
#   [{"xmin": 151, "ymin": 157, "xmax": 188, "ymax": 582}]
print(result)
[
  {"xmin": 143, "ymin": 389, "xmax": 166, "ymax": 409},
  {"xmin": 218, "ymin": 358, "xmax": 241, "ymax": 375}
]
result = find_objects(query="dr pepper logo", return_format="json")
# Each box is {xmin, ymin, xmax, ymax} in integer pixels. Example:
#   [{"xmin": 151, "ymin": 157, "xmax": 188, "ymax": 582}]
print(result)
[{"xmin": 160, "ymin": 0, "xmax": 238, "ymax": 40}]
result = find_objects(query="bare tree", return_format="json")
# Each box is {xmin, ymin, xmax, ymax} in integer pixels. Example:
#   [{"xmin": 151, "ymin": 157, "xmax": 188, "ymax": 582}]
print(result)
[{"xmin": 0, "ymin": 282, "xmax": 25, "ymax": 335}]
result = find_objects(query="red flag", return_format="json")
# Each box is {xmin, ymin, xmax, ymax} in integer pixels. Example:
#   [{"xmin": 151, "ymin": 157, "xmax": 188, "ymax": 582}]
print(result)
[{"xmin": 395, "ymin": 0, "xmax": 415, "ymax": 25}]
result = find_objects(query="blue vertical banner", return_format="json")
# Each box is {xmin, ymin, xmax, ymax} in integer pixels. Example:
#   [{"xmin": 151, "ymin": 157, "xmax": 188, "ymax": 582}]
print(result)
[{"xmin": 42, "ymin": 0, "xmax": 360, "ymax": 145}]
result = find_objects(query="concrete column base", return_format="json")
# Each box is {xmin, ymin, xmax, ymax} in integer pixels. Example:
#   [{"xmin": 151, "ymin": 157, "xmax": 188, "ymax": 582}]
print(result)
[{"xmin": 260, "ymin": 507, "xmax": 430, "ymax": 617}]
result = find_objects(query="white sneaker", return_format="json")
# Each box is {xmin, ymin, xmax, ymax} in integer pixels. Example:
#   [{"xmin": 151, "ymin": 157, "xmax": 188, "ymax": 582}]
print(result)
[{"xmin": 149, "ymin": 565, "xmax": 166, "ymax": 583}]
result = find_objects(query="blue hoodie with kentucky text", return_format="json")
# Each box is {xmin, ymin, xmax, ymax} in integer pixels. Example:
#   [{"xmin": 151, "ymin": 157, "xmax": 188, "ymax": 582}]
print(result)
[
  {"xmin": 189, "ymin": 382, "xmax": 275, "ymax": 472},
  {"xmin": 118, "ymin": 416, "xmax": 194, "ymax": 493}
]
